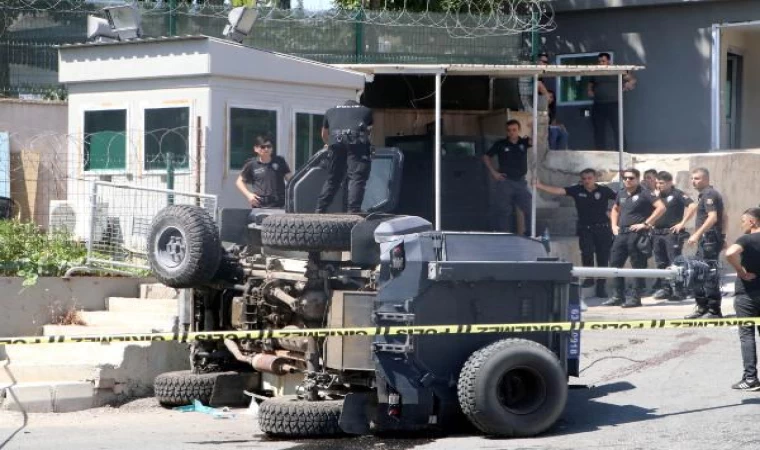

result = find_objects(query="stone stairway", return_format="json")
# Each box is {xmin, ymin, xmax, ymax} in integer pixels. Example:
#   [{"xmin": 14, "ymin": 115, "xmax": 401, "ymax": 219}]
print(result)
[{"xmin": 0, "ymin": 284, "xmax": 189, "ymax": 412}]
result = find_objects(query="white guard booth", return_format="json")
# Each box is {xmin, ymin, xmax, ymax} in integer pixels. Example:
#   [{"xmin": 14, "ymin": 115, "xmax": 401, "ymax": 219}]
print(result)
[{"xmin": 57, "ymin": 35, "xmax": 369, "ymax": 241}]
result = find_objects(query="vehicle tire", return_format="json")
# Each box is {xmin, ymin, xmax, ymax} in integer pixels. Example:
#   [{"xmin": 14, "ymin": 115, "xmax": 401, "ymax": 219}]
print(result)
[
  {"xmin": 261, "ymin": 214, "xmax": 362, "ymax": 252},
  {"xmin": 154, "ymin": 370, "xmax": 233, "ymax": 407},
  {"xmin": 258, "ymin": 395, "xmax": 345, "ymax": 437},
  {"xmin": 457, "ymin": 338, "xmax": 567, "ymax": 437},
  {"xmin": 148, "ymin": 205, "xmax": 221, "ymax": 288}
]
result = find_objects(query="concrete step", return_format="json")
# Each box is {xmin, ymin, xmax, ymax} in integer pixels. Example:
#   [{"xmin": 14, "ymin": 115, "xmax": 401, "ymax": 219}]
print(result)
[
  {"xmin": 42, "ymin": 322, "xmax": 175, "ymax": 337},
  {"xmin": 0, "ymin": 340, "xmax": 190, "ymax": 412},
  {"xmin": 78, "ymin": 311, "xmax": 176, "ymax": 329},
  {"xmin": 106, "ymin": 297, "xmax": 177, "ymax": 314},
  {"xmin": 139, "ymin": 283, "xmax": 179, "ymax": 300},
  {"xmin": 0, "ymin": 381, "xmax": 114, "ymax": 413}
]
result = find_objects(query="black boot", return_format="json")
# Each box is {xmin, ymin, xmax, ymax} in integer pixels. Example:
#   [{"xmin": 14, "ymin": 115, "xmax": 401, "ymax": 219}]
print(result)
[
  {"xmin": 595, "ymin": 280, "xmax": 608, "ymax": 299},
  {"xmin": 621, "ymin": 290, "xmax": 642, "ymax": 308}
]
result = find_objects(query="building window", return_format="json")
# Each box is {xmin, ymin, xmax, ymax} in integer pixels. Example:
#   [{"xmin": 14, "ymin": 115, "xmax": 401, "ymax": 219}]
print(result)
[
  {"xmin": 229, "ymin": 107, "xmax": 277, "ymax": 170},
  {"xmin": 144, "ymin": 107, "xmax": 190, "ymax": 171},
  {"xmin": 295, "ymin": 112, "xmax": 324, "ymax": 169},
  {"xmin": 84, "ymin": 109, "xmax": 126, "ymax": 171},
  {"xmin": 556, "ymin": 52, "xmax": 614, "ymax": 106}
]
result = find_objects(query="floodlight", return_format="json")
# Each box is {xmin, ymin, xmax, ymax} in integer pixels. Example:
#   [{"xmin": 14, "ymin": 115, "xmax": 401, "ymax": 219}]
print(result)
[
  {"xmin": 103, "ymin": 4, "xmax": 143, "ymax": 41},
  {"xmin": 87, "ymin": 15, "xmax": 119, "ymax": 43},
  {"xmin": 223, "ymin": 7, "xmax": 258, "ymax": 43}
]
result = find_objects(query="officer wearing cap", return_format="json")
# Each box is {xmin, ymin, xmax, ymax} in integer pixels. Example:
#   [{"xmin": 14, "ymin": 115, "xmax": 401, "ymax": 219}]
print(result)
[
  {"xmin": 603, "ymin": 168, "xmax": 666, "ymax": 308},
  {"xmin": 685, "ymin": 167, "xmax": 726, "ymax": 319},
  {"xmin": 651, "ymin": 171, "xmax": 696, "ymax": 301},
  {"xmin": 315, "ymin": 98, "xmax": 373, "ymax": 214},
  {"xmin": 536, "ymin": 168, "xmax": 616, "ymax": 299}
]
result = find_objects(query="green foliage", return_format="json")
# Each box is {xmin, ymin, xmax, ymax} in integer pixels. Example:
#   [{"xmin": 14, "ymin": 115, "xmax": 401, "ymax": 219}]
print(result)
[{"xmin": 0, "ymin": 220, "xmax": 87, "ymax": 286}]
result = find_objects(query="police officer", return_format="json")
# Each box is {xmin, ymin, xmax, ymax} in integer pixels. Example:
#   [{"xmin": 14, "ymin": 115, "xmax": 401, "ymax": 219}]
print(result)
[
  {"xmin": 315, "ymin": 99, "xmax": 373, "ymax": 214},
  {"xmin": 685, "ymin": 167, "xmax": 726, "ymax": 319},
  {"xmin": 536, "ymin": 168, "xmax": 616, "ymax": 298},
  {"xmin": 651, "ymin": 171, "xmax": 697, "ymax": 301},
  {"xmin": 603, "ymin": 168, "xmax": 666, "ymax": 308},
  {"xmin": 482, "ymin": 119, "xmax": 532, "ymax": 235},
  {"xmin": 235, "ymin": 134, "xmax": 291, "ymax": 221}
]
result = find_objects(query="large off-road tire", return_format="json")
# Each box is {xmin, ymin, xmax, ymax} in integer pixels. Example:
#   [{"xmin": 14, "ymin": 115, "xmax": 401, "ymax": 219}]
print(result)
[
  {"xmin": 457, "ymin": 338, "xmax": 567, "ymax": 437},
  {"xmin": 261, "ymin": 214, "xmax": 362, "ymax": 252},
  {"xmin": 154, "ymin": 370, "xmax": 233, "ymax": 407},
  {"xmin": 148, "ymin": 205, "xmax": 221, "ymax": 288},
  {"xmin": 258, "ymin": 395, "xmax": 345, "ymax": 437}
]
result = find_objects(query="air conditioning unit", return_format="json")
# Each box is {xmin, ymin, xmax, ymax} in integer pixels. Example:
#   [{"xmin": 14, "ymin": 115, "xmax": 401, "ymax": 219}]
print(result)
[{"xmin": 48, "ymin": 200, "xmax": 109, "ymax": 242}]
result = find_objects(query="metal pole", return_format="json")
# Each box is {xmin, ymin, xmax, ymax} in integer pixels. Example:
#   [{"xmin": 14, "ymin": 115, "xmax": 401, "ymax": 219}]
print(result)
[
  {"xmin": 531, "ymin": 73, "xmax": 539, "ymax": 238},
  {"xmin": 434, "ymin": 72, "xmax": 442, "ymax": 231},
  {"xmin": 711, "ymin": 24, "xmax": 722, "ymax": 151},
  {"xmin": 169, "ymin": 0, "xmax": 177, "ymax": 36},
  {"xmin": 572, "ymin": 266, "xmax": 678, "ymax": 279},
  {"xmin": 618, "ymin": 74, "xmax": 624, "ymax": 175},
  {"xmin": 166, "ymin": 152, "xmax": 175, "ymax": 206}
]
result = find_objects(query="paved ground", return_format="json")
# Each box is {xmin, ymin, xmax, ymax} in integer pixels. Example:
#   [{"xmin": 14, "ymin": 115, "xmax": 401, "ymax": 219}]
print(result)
[{"xmin": 1, "ymin": 287, "xmax": 759, "ymax": 450}]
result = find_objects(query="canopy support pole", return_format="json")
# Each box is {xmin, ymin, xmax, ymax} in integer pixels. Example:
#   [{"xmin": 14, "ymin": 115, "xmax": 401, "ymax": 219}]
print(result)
[{"xmin": 434, "ymin": 72, "xmax": 442, "ymax": 231}]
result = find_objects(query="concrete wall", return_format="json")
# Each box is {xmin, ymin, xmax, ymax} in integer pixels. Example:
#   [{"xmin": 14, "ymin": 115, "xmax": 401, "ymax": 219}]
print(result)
[
  {"xmin": 722, "ymin": 28, "xmax": 760, "ymax": 149},
  {"xmin": 0, "ymin": 276, "xmax": 155, "ymax": 337},
  {"xmin": 546, "ymin": 0, "xmax": 760, "ymax": 152}
]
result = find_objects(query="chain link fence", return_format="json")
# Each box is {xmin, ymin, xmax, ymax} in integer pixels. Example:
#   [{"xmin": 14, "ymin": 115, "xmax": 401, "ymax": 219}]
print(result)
[{"xmin": 0, "ymin": 124, "xmax": 216, "ymax": 278}]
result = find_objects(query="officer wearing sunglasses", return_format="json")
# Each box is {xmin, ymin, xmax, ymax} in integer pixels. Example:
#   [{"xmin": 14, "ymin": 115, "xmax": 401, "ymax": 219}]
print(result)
[{"xmin": 603, "ymin": 168, "xmax": 666, "ymax": 308}]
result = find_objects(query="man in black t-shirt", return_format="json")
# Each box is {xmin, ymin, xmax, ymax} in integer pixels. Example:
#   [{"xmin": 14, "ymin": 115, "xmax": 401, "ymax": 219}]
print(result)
[
  {"xmin": 236, "ymin": 134, "xmax": 291, "ymax": 221},
  {"xmin": 316, "ymin": 99, "xmax": 373, "ymax": 214},
  {"xmin": 685, "ymin": 167, "xmax": 726, "ymax": 319},
  {"xmin": 587, "ymin": 52, "xmax": 636, "ymax": 151},
  {"xmin": 482, "ymin": 119, "xmax": 532, "ymax": 235},
  {"xmin": 604, "ymin": 168, "xmax": 665, "ymax": 308},
  {"xmin": 725, "ymin": 207, "xmax": 760, "ymax": 391},
  {"xmin": 536, "ymin": 168, "xmax": 616, "ymax": 298},
  {"xmin": 651, "ymin": 171, "xmax": 697, "ymax": 301}
]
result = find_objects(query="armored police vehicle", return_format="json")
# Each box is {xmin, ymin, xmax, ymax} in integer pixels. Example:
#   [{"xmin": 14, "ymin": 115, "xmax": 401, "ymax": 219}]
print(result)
[{"xmin": 146, "ymin": 146, "xmax": 584, "ymax": 438}]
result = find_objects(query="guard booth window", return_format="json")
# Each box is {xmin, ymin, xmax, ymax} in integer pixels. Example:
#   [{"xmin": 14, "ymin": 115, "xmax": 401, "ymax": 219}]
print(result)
[
  {"xmin": 84, "ymin": 109, "xmax": 126, "ymax": 171},
  {"xmin": 229, "ymin": 107, "xmax": 277, "ymax": 170},
  {"xmin": 144, "ymin": 107, "xmax": 190, "ymax": 171},
  {"xmin": 556, "ymin": 52, "xmax": 614, "ymax": 106},
  {"xmin": 295, "ymin": 112, "xmax": 324, "ymax": 169}
]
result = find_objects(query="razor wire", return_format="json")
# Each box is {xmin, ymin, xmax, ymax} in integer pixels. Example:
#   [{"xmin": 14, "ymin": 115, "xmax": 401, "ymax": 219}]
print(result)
[{"xmin": 1, "ymin": 0, "xmax": 555, "ymax": 38}]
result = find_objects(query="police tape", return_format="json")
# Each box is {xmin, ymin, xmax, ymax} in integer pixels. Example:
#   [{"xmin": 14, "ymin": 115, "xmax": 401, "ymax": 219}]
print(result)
[{"xmin": 1, "ymin": 317, "xmax": 759, "ymax": 346}]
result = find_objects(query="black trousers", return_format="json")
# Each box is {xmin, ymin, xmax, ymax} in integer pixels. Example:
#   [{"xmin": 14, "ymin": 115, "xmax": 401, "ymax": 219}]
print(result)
[
  {"xmin": 609, "ymin": 232, "xmax": 648, "ymax": 297},
  {"xmin": 734, "ymin": 292, "xmax": 760, "ymax": 380},
  {"xmin": 652, "ymin": 230, "xmax": 688, "ymax": 294},
  {"xmin": 316, "ymin": 143, "xmax": 371, "ymax": 214},
  {"xmin": 592, "ymin": 102, "xmax": 620, "ymax": 151},
  {"xmin": 578, "ymin": 224, "xmax": 613, "ymax": 287},
  {"xmin": 694, "ymin": 231, "xmax": 723, "ymax": 312}
]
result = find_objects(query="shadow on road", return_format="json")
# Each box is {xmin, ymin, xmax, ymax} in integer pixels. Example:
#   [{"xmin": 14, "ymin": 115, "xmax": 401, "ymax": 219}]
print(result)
[
  {"xmin": 546, "ymin": 381, "xmax": 760, "ymax": 436},
  {"xmin": 0, "ymin": 356, "xmax": 29, "ymax": 450}
]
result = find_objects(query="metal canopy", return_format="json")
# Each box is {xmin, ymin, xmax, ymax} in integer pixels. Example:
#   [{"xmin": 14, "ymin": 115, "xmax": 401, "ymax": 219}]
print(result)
[{"xmin": 336, "ymin": 62, "xmax": 644, "ymax": 235}]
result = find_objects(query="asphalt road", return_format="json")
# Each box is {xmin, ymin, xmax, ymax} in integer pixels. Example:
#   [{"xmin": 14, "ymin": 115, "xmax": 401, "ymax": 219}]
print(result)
[{"xmin": 1, "ymin": 292, "xmax": 759, "ymax": 450}]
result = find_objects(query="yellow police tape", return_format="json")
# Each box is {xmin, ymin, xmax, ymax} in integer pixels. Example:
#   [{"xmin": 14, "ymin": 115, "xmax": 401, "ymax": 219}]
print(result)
[{"xmin": 1, "ymin": 317, "xmax": 759, "ymax": 346}]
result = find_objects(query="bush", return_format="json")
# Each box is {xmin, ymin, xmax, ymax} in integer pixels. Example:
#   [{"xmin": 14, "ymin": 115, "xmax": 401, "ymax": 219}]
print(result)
[{"xmin": 0, "ymin": 220, "xmax": 87, "ymax": 286}]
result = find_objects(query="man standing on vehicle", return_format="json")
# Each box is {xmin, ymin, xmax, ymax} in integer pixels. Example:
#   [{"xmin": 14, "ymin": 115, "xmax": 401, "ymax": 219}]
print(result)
[
  {"xmin": 603, "ymin": 168, "xmax": 665, "ymax": 308},
  {"xmin": 651, "ymin": 171, "xmax": 696, "ymax": 301},
  {"xmin": 685, "ymin": 167, "xmax": 726, "ymax": 319},
  {"xmin": 483, "ymin": 119, "xmax": 532, "ymax": 235},
  {"xmin": 725, "ymin": 207, "xmax": 760, "ymax": 391},
  {"xmin": 535, "ymin": 168, "xmax": 616, "ymax": 298},
  {"xmin": 315, "ymin": 98, "xmax": 373, "ymax": 214},
  {"xmin": 235, "ymin": 134, "xmax": 292, "ymax": 221}
]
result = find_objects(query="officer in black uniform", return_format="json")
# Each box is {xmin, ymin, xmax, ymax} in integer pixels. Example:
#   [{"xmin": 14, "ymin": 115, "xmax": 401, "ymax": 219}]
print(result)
[
  {"xmin": 685, "ymin": 167, "xmax": 726, "ymax": 319},
  {"xmin": 603, "ymin": 168, "xmax": 666, "ymax": 308},
  {"xmin": 482, "ymin": 119, "xmax": 533, "ymax": 235},
  {"xmin": 235, "ymin": 134, "xmax": 291, "ymax": 221},
  {"xmin": 651, "ymin": 171, "xmax": 696, "ymax": 301},
  {"xmin": 316, "ymin": 99, "xmax": 373, "ymax": 214},
  {"xmin": 536, "ymin": 168, "xmax": 616, "ymax": 298}
]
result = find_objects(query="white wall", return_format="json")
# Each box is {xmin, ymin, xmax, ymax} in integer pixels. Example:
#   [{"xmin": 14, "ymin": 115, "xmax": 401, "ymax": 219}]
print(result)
[
  {"xmin": 207, "ymin": 77, "xmax": 358, "ymax": 210},
  {"xmin": 720, "ymin": 28, "xmax": 760, "ymax": 149},
  {"xmin": 66, "ymin": 81, "xmax": 211, "ymax": 241}
]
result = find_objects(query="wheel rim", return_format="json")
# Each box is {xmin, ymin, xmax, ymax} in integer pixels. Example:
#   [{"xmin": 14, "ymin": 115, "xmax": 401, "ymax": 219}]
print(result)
[
  {"xmin": 496, "ymin": 366, "xmax": 547, "ymax": 415},
  {"xmin": 155, "ymin": 226, "xmax": 186, "ymax": 269}
]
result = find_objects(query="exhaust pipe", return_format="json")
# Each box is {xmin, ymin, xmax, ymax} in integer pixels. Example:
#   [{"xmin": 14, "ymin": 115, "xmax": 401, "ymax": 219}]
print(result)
[{"xmin": 223, "ymin": 339, "xmax": 300, "ymax": 375}]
